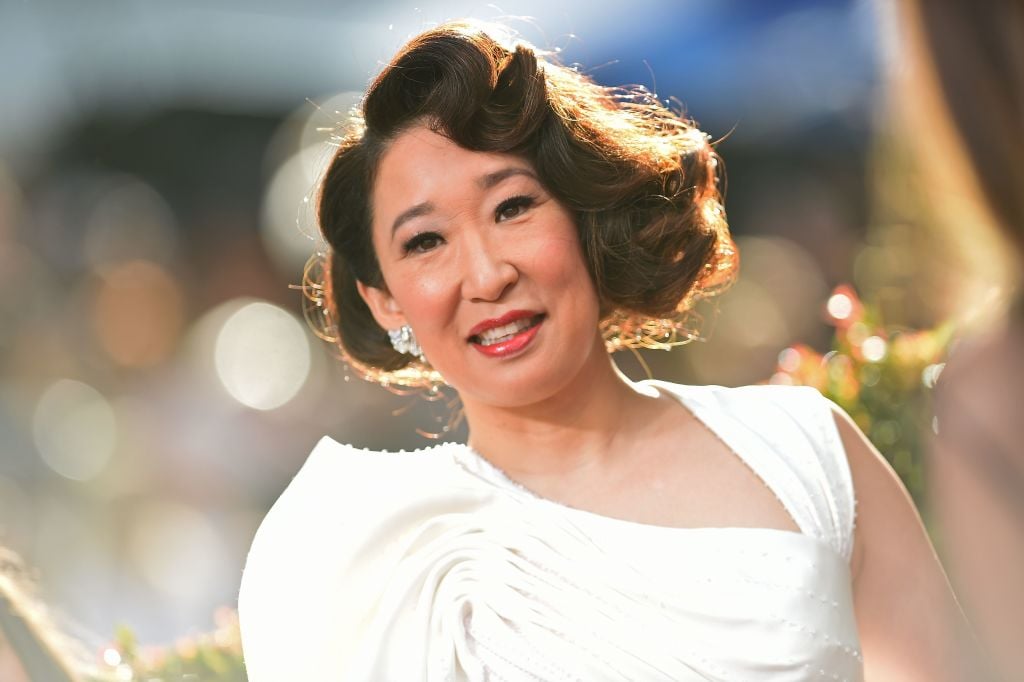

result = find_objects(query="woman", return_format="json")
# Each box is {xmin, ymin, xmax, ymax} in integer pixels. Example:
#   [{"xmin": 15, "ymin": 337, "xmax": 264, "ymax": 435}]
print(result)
[
  {"xmin": 239, "ymin": 21, "xmax": 970, "ymax": 680},
  {"xmin": 896, "ymin": 0, "xmax": 1024, "ymax": 679}
]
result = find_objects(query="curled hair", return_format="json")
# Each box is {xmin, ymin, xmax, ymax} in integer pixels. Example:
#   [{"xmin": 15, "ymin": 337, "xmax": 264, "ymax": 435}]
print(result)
[{"xmin": 308, "ymin": 20, "xmax": 738, "ymax": 387}]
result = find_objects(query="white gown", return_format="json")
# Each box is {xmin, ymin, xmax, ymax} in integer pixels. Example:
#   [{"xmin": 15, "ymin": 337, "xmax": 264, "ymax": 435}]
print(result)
[{"xmin": 238, "ymin": 381, "xmax": 864, "ymax": 681}]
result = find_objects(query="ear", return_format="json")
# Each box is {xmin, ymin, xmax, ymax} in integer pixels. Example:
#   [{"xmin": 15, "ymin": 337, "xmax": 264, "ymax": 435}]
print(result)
[{"xmin": 356, "ymin": 279, "xmax": 407, "ymax": 332}]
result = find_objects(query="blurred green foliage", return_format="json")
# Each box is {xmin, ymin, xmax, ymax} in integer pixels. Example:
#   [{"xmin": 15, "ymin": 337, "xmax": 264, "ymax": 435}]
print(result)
[
  {"xmin": 766, "ymin": 283, "xmax": 955, "ymax": 517},
  {"xmin": 91, "ymin": 608, "xmax": 245, "ymax": 681}
]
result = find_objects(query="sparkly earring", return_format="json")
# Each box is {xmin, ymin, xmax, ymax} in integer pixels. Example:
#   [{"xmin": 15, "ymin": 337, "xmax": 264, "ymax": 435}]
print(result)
[{"xmin": 388, "ymin": 325, "xmax": 425, "ymax": 361}]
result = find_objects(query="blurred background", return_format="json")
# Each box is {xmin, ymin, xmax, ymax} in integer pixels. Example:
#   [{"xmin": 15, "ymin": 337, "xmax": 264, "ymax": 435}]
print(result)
[{"xmin": 0, "ymin": 0, "xmax": 1016, "ymax": 671}]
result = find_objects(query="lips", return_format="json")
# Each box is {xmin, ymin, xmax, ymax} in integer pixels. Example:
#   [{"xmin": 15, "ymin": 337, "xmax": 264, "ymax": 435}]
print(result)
[
  {"xmin": 467, "ymin": 310, "xmax": 545, "ymax": 358},
  {"xmin": 467, "ymin": 310, "xmax": 544, "ymax": 342}
]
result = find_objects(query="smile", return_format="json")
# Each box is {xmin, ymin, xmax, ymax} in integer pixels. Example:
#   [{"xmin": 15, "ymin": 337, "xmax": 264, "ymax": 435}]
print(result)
[
  {"xmin": 474, "ymin": 315, "xmax": 542, "ymax": 345},
  {"xmin": 468, "ymin": 312, "xmax": 545, "ymax": 358}
]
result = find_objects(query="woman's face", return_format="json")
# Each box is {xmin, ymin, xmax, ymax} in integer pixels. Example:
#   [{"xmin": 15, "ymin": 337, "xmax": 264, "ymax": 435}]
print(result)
[{"xmin": 358, "ymin": 124, "xmax": 606, "ymax": 407}]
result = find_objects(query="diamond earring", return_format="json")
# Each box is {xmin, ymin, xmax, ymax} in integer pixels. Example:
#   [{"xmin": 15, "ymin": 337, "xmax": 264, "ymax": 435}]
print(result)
[{"xmin": 388, "ymin": 325, "xmax": 425, "ymax": 361}]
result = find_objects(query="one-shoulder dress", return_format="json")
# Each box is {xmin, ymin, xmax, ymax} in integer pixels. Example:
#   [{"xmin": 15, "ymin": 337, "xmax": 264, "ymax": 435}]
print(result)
[{"xmin": 238, "ymin": 381, "xmax": 864, "ymax": 681}]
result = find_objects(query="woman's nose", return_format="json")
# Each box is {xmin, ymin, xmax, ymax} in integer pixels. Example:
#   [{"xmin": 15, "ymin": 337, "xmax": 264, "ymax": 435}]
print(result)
[{"xmin": 459, "ymin": 235, "xmax": 518, "ymax": 302}]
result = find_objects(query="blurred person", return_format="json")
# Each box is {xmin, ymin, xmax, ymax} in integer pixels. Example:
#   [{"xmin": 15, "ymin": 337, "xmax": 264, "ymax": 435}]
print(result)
[
  {"xmin": 893, "ymin": 0, "xmax": 1024, "ymax": 680},
  {"xmin": 239, "ymin": 20, "xmax": 972, "ymax": 680}
]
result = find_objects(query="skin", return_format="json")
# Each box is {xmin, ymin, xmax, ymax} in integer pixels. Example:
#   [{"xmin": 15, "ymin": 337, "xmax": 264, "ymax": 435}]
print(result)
[
  {"xmin": 357, "ymin": 124, "xmax": 675, "ymax": 482},
  {"xmin": 358, "ymin": 124, "xmax": 975, "ymax": 679},
  {"xmin": 835, "ymin": 409, "xmax": 979, "ymax": 681},
  {"xmin": 927, "ymin": 322, "xmax": 1024, "ymax": 681}
]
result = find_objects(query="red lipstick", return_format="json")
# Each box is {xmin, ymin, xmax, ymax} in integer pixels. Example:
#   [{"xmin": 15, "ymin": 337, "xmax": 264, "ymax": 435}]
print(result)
[
  {"xmin": 467, "ymin": 310, "xmax": 542, "ymax": 339},
  {"xmin": 468, "ymin": 310, "xmax": 545, "ymax": 358}
]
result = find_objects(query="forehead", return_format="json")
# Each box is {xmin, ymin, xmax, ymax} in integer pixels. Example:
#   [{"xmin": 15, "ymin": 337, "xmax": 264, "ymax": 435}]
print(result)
[{"xmin": 372, "ymin": 126, "xmax": 534, "ymax": 217}]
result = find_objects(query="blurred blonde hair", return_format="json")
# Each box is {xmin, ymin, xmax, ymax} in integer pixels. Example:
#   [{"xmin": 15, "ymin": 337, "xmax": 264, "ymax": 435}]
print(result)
[{"xmin": 884, "ymin": 0, "xmax": 1023, "ymax": 326}]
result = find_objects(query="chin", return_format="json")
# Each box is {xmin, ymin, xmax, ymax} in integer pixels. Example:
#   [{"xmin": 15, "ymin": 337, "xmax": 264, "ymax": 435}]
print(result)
[{"xmin": 449, "ymin": 353, "xmax": 594, "ymax": 410}]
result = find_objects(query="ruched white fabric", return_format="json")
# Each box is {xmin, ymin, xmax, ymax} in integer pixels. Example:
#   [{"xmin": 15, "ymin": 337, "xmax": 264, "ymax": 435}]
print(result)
[{"xmin": 238, "ymin": 381, "xmax": 864, "ymax": 681}]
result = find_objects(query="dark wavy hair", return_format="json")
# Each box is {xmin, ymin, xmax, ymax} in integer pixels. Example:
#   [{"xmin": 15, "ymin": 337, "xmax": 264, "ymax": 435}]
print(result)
[{"xmin": 310, "ymin": 20, "xmax": 738, "ymax": 386}]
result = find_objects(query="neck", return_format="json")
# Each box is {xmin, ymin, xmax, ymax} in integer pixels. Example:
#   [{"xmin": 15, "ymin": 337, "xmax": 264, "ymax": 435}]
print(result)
[{"xmin": 460, "ymin": 335, "xmax": 662, "ymax": 485}]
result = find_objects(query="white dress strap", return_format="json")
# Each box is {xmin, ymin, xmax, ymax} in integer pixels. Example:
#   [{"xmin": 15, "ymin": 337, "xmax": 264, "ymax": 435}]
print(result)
[{"xmin": 647, "ymin": 381, "xmax": 858, "ymax": 564}]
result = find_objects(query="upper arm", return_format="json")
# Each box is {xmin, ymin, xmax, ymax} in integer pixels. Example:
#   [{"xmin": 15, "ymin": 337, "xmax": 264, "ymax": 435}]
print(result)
[{"xmin": 831, "ymin": 405, "xmax": 976, "ymax": 682}]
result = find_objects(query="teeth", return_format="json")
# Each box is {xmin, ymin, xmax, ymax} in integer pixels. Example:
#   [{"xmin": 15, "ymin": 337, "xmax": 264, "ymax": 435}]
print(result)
[{"xmin": 476, "ymin": 317, "xmax": 538, "ymax": 346}]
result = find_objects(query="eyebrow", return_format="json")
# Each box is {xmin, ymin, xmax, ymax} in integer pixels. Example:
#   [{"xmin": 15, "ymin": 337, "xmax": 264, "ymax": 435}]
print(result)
[
  {"xmin": 478, "ymin": 166, "xmax": 538, "ymax": 189},
  {"xmin": 389, "ymin": 167, "xmax": 539, "ymax": 237},
  {"xmin": 391, "ymin": 202, "xmax": 436, "ymax": 237}
]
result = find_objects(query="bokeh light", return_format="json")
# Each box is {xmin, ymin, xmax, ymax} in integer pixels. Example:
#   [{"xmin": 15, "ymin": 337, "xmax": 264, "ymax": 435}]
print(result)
[
  {"xmin": 213, "ymin": 300, "xmax": 311, "ymax": 410},
  {"xmin": 777, "ymin": 346, "xmax": 803, "ymax": 373},
  {"xmin": 92, "ymin": 259, "xmax": 186, "ymax": 368},
  {"xmin": 82, "ymin": 176, "xmax": 179, "ymax": 271},
  {"xmin": 127, "ymin": 500, "xmax": 224, "ymax": 598},
  {"xmin": 260, "ymin": 91, "xmax": 358, "ymax": 277},
  {"xmin": 922, "ymin": 362, "xmax": 944, "ymax": 388},
  {"xmin": 827, "ymin": 292, "xmax": 854, "ymax": 321},
  {"xmin": 846, "ymin": 321, "xmax": 870, "ymax": 346},
  {"xmin": 260, "ymin": 146, "xmax": 329, "ymax": 277},
  {"xmin": 32, "ymin": 379, "xmax": 117, "ymax": 481},
  {"xmin": 682, "ymin": 236, "xmax": 828, "ymax": 385},
  {"xmin": 859, "ymin": 362, "xmax": 882, "ymax": 387},
  {"xmin": 860, "ymin": 334, "xmax": 887, "ymax": 362}
]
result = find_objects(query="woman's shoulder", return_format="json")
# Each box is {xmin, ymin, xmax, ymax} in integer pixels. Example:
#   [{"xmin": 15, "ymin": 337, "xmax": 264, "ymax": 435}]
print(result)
[
  {"xmin": 241, "ymin": 436, "xmax": 465, "ymax": 580},
  {"xmin": 644, "ymin": 378, "xmax": 833, "ymax": 419},
  {"xmin": 237, "ymin": 436, "xmax": 474, "ymax": 675},
  {"xmin": 251, "ymin": 436, "xmax": 460, "ymax": 533},
  {"xmin": 293, "ymin": 434, "xmax": 456, "ymax": 480},
  {"xmin": 641, "ymin": 379, "xmax": 846, "ymax": 464},
  {"xmin": 645, "ymin": 379, "xmax": 858, "ymax": 561},
  {"xmin": 644, "ymin": 379, "xmax": 852, "ymax": 493}
]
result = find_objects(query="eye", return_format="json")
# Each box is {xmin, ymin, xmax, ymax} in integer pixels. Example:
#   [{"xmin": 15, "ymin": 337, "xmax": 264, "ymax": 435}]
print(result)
[
  {"xmin": 495, "ymin": 194, "xmax": 536, "ymax": 222},
  {"xmin": 402, "ymin": 231, "xmax": 444, "ymax": 255}
]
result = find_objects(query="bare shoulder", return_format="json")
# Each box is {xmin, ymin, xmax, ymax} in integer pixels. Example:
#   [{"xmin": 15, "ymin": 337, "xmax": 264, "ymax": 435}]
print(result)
[
  {"xmin": 827, "ymin": 403, "xmax": 975, "ymax": 680},
  {"xmin": 826, "ymin": 407, "xmax": 897, "ymax": 580},
  {"xmin": 828, "ymin": 403, "xmax": 933, "ymax": 581}
]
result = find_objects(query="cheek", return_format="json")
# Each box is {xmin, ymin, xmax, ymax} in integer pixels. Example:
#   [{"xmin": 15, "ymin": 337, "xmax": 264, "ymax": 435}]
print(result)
[
  {"xmin": 530, "ymin": 228, "xmax": 595, "ymax": 294},
  {"xmin": 388, "ymin": 266, "xmax": 458, "ymax": 328}
]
